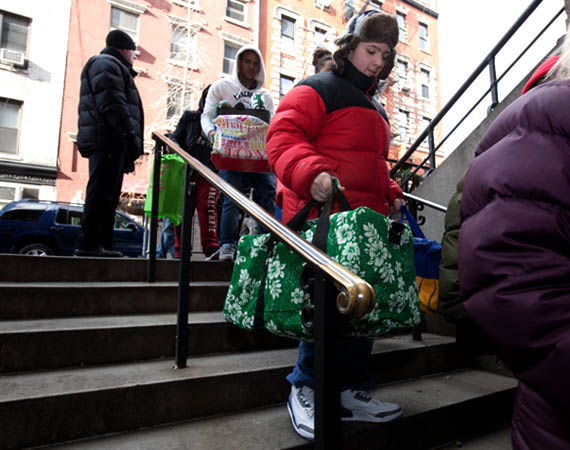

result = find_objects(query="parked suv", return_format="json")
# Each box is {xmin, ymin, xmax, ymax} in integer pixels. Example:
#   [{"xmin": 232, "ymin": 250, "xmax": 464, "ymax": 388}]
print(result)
[{"xmin": 0, "ymin": 199, "xmax": 144, "ymax": 257}]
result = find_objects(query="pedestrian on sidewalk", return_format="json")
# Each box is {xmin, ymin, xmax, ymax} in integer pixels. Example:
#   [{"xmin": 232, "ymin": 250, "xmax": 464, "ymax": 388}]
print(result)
[
  {"xmin": 75, "ymin": 29, "xmax": 144, "ymax": 258},
  {"xmin": 169, "ymin": 86, "xmax": 220, "ymax": 259},
  {"xmin": 156, "ymin": 217, "xmax": 176, "ymax": 259}
]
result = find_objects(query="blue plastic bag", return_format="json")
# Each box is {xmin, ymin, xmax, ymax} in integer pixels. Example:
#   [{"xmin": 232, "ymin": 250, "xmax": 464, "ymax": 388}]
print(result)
[{"xmin": 401, "ymin": 206, "xmax": 441, "ymax": 314}]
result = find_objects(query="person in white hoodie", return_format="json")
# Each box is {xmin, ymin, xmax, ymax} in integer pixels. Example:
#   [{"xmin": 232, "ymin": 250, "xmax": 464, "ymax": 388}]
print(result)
[{"xmin": 201, "ymin": 45, "xmax": 276, "ymax": 263}]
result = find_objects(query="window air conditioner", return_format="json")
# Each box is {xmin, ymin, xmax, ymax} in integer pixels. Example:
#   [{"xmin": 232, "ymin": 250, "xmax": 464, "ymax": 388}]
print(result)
[
  {"xmin": 0, "ymin": 48, "xmax": 25, "ymax": 67},
  {"xmin": 315, "ymin": 0, "xmax": 330, "ymax": 10}
]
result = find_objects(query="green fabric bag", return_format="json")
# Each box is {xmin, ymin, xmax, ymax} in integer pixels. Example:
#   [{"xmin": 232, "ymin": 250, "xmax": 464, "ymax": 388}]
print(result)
[
  {"xmin": 144, "ymin": 153, "xmax": 185, "ymax": 225},
  {"xmin": 223, "ymin": 196, "xmax": 421, "ymax": 341}
]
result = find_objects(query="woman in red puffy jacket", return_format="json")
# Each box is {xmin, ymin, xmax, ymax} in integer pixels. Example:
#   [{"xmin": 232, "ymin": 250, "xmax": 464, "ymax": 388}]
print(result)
[{"xmin": 266, "ymin": 11, "xmax": 404, "ymax": 441}]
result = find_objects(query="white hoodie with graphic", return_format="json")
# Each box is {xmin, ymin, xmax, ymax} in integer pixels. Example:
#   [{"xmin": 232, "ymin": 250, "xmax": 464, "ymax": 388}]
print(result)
[{"xmin": 200, "ymin": 45, "xmax": 275, "ymax": 137}]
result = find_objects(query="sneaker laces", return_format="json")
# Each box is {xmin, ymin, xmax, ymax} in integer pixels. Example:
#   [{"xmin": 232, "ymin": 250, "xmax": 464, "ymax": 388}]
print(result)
[
  {"xmin": 297, "ymin": 387, "xmax": 314, "ymax": 418},
  {"xmin": 351, "ymin": 390, "xmax": 383, "ymax": 405},
  {"xmin": 205, "ymin": 247, "xmax": 221, "ymax": 261}
]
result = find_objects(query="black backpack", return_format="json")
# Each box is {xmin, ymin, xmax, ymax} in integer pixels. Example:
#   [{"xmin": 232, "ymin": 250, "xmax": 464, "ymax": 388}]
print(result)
[{"xmin": 170, "ymin": 85, "xmax": 215, "ymax": 170}]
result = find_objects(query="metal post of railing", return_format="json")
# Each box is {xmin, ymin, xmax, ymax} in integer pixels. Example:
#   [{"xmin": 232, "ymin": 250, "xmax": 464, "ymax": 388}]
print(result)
[
  {"xmin": 175, "ymin": 164, "xmax": 196, "ymax": 369},
  {"xmin": 427, "ymin": 128, "xmax": 436, "ymax": 173},
  {"xmin": 488, "ymin": 57, "xmax": 499, "ymax": 114},
  {"xmin": 147, "ymin": 139, "xmax": 163, "ymax": 283},
  {"xmin": 314, "ymin": 270, "xmax": 340, "ymax": 449}
]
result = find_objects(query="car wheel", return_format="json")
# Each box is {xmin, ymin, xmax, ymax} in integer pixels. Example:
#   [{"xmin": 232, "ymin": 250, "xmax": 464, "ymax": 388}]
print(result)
[{"xmin": 18, "ymin": 243, "xmax": 54, "ymax": 256}]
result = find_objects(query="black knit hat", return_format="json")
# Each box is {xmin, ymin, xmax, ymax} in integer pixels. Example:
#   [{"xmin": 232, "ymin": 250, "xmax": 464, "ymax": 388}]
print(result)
[{"xmin": 106, "ymin": 29, "xmax": 136, "ymax": 50}]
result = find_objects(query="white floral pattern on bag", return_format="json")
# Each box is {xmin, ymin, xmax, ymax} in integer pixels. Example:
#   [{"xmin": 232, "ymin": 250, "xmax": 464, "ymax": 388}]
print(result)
[{"xmin": 223, "ymin": 206, "xmax": 421, "ymax": 339}]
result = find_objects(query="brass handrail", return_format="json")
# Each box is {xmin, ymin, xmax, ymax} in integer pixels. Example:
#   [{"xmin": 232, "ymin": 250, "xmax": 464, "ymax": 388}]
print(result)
[{"xmin": 152, "ymin": 131, "xmax": 376, "ymax": 318}]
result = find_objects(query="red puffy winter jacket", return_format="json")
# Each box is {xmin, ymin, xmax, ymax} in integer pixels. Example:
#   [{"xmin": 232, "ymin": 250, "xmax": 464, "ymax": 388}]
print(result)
[{"xmin": 266, "ymin": 62, "xmax": 402, "ymax": 223}]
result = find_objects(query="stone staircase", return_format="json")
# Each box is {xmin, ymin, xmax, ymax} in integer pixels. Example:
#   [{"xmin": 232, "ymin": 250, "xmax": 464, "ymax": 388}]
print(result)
[{"xmin": 0, "ymin": 254, "xmax": 517, "ymax": 450}]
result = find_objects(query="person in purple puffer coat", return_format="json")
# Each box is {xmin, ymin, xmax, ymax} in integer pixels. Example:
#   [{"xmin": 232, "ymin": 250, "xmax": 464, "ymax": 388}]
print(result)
[{"xmin": 459, "ymin": 31, "xmax": 570, "ymax": 450}]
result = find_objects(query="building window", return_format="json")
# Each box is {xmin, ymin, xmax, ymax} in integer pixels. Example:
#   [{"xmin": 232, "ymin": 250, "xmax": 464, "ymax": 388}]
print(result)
[
  {"xmin": 396, "ymin": 12, "xmax": 406, "ymax": 42},
  {"xmin": 280, "ymin": 75, "xmax": 294, "ymax": 99},
  {"xmin": 170, "ymin": 25, "xmax": 194, "ymax": 64},
  {"xmin": 0, "ymin": 11, "xmax": 31, "ymax": 56},
  {"xmin": 110, "ymin": 7, "xmax": 139, "ymax": 43},
  {"xmin": 420, "ymin": 69, "xmax": 430, "ymax": 98},
  {"xmin": 0, "ymin": 186, "xmax": 16, "ymax": 208},
  {"xmin": 281, "ymin": 16, "xmax": 295, "ymax": 54},
  {"xmin": 370, "ymin": 0, "xmax": 382, "ymax": 11},
  {"xmin": 397, "ymin": 60, "xmax": 408, "ymax": 81},
  {"xmin": 167, "ymin": 84, "xmax": 192, "ymax": 120},
  {"xmin": 226, "ymin": 0, "xmax": 245, "ymax": 23},
  {"xmin": 398, "ymin": 109, "xmax": 409, "ymax": 141},
  {"xmin": 172, "ymin": 0, "xmax": 199, "ymax": 8},
  {"xmin": 419, "ymin": 23, "xmax": 429, "ymax": 51},
  {"xmin": 314, "ymin": 26, "xmax": 327, "ymax": 38},
  {"xmin": 223, "ymin": 41, "xmax": 240, "ymax": 75},
  {"xmin": 0, "ymin": 98, "xmax": 21, "ymax": 154}
]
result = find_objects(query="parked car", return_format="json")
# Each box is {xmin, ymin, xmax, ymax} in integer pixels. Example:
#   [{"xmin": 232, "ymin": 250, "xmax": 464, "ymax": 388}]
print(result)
[{"xmin": 0, "ymin": 199, "xmax": 144, "ymax": 257}]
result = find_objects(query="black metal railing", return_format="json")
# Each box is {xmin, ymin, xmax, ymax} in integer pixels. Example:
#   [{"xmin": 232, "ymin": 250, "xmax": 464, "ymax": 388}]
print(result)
[
  {"xmin": 147, "ymin": 131, "xmax": 384, "ymax": 448},
  {"xmin": 403, "ymin": 192, "xmax": 447, "ymax": 228},
  {"xmin": 146, "ymin": 132, "xmax": 450, "ymax": 447},
  {"xmin": 391, "ymin": 0, "xmax": 564, "ymax": 191}
]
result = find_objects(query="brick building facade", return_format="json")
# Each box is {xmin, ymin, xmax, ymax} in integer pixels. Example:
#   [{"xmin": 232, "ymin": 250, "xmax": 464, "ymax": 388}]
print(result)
[
  {"xmin": 54, "ymin": 0, "xmax": 440, "ymax": 214},
  {"xmin": 56, "ymin": 0, "xmax": 260, "ymax": 211},
  {"xmin": 259, "ymin": 0, "xmax": 440, "ymax": 167}
]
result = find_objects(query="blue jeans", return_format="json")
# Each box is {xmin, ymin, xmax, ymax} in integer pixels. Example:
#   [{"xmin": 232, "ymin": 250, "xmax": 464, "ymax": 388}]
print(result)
[
  {"xmin": 287, "ymin": 338, "xmax": 375, "ymax": 391},
  {"xmin": 219, "ymin": 170, "xmax": 276, "ymax": 246},
  {"xmin": 156, "ymin": 217, "xmax": 176, "ymax": 258}
]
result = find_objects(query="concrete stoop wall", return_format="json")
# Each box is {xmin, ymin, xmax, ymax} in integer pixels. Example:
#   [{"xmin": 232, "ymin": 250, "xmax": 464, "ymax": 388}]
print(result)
[{"xmin": 413, "ymin": 47, "xmax": 560, "ymax": 241}]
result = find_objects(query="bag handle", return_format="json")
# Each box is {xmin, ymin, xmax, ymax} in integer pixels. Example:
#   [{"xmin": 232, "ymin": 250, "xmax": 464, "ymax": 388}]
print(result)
[
  {"xmin": 400, "ymin": 204, "xmax": 425, "ymax": 239},
  {"xmin": 312, "ymin": 177, "xmax": 351, "ymax": 252},
  {"xmin": 254, "ymin": 178, "xmax": 349, "ymax": 332},
  {"xmin": 286, "ymin": 177, "xmax": 351, "ymax": 234}
]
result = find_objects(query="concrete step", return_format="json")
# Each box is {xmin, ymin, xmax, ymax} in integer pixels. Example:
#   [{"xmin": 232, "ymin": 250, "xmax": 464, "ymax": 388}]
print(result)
[
  {"xmin": 39, "ymin": 370, "xmax": 517, "ymax": 450},
  {"xmin": 0, "ymin": 254, "xmax": 233, "ymax": 283},
  {"xmin": 0, "ymin": 281, "xmax": 229, "ymax": 319},
  {"xmin": 0, "ymin": 335, "xmax": 469, "ymax": 449},
  {"xmin": 0, "ymin": 312, "xmax": 296, "ymax": 373},
  {"xmin": 436, "ymin": 425, "xmax": 512, "ymax": 450}
]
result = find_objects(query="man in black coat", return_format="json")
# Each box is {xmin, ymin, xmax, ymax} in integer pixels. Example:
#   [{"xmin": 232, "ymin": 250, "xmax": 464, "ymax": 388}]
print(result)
[{"xmin": 75, "ymin": 29, "xmax": 144, "ymax": 257}]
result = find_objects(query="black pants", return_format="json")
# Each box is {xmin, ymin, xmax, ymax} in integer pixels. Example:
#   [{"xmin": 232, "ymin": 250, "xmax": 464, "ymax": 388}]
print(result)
[{"xmin": 76, "ymin": 149, "xmax": 125, "ymax": 250}]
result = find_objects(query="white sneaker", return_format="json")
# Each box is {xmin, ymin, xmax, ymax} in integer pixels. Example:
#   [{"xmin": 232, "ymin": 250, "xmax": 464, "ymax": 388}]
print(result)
[
  {"xmin": 287, "ymin": 385, "xmax": 315, "ymax": 441},
  {"xmin": 219, "ymin": 244, "xmax": 236, "ymax": 263},
  {"xmin": 340, "ymin": 389, "xmax": 402, "ymax": 422}
]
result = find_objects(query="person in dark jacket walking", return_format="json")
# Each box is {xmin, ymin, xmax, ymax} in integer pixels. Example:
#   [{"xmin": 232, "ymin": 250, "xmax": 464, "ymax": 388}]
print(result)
[
  {"xmin": 75, "ymin": 29, "xmax": 144, "ymax": 257},
  {"xmin": 459, "ymin": 32, "xmax": 570, "ymax": 449},
  {"xmin": 267, "ymin": 11, "xmax": 404, "ymax": 441},
  {"xmin": 170, "ymin": 86, "xmax": 220, "ymax": 259}
]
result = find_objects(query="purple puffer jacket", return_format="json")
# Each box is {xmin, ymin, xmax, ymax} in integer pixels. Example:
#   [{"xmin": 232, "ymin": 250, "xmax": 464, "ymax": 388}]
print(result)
[{"xmin": 459, "ymin": 80, "xmax": 570, "ymax": 447}]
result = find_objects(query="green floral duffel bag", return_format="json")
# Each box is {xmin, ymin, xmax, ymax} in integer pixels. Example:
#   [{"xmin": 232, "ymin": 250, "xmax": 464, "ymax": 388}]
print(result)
[{"xmin": 223, "ymin": 192, "xmax": 421, "ymax": 341}]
